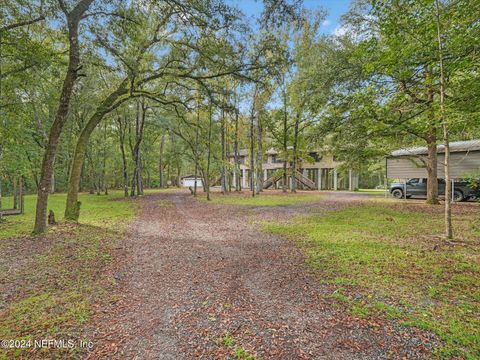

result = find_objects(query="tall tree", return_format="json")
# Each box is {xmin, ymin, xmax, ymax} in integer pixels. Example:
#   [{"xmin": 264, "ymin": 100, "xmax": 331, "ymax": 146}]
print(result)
[
  {"xmin": 131, "ymin": 100, "xmax": 147, "ymax": 197},
  {"xmin": 33, "ymin": 0, "xmax": 94, "ymax": 233},
  {"xmin": 435, "ymin": 0, "xmax": 451, "ymax": 238},
  {"xmin": 64, "ymin": 0, "xmax": 251, "ymax": 220},
  {"xmin": 115, "ymin": 113, "xmax": 129, "ymax": 197}
]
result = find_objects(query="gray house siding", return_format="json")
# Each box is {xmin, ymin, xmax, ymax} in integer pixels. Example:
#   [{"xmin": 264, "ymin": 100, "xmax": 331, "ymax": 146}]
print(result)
[{"xmin": 387, "ymin": 150, "xmax": 480, "ymax": 179}]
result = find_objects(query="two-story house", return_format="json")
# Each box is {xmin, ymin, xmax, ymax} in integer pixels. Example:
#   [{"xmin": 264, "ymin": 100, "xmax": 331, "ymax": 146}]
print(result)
[{"xmin": 230, "ymin": 148, "xmax": 358, "ymax": 191}]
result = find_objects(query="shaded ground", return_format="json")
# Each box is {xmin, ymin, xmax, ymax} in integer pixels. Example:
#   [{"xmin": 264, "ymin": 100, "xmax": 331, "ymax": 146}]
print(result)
[
  {"xmin": 85, "ymin": 190, "xmax": 438, "ymax": 359},
  {"xmin": 0, "ymin": 192, "xmax": 138, "ymax": 359}
]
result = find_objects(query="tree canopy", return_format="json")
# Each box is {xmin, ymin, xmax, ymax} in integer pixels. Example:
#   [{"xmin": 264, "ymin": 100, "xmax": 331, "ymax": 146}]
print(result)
[{"xmin": 0, "ymin": 0, "xmax": 478, "ymax": 236}]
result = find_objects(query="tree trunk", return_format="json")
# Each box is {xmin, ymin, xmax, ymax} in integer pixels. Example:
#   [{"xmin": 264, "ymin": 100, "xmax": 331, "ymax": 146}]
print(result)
[
  {"xmin": 282, "ymin": 87, "xmax": 288, "ymax": 192},
  {"xmin": 175, "ymin": 163, "xmax": 180, "ymax": 188},
  {"xmin": 64, "ymin": 80, "xmax": 129, "ymax": 221},
  {"xmin": 225, "ymin": 112, "xmax": 231, "ymax": 193},
  {"xmin": 131, "ymin": 101, "xmax": 142, "ymax": 196},
  {"xmin": 426, "ymin": 136, "xmax": 439, "ymax": 204},
  {"xmin": 443, "ymin": 128, "xmax": 452, "ymax": 238},
  {"xmin": 291, "ymin": 115, "xmax": 300, "ymax": 193},
  {"xmin": 220, "ymin": 103, "xmax": 227, "ymax": 195},
  {"xmin": 117, "ymin": 116, "xmax": 129, "ymax": 197},
  {"xmin": 249, "ymin": 85, "xmax": 258, "ymax": 197},
  {"xmin": 167, "ymin": 151, "xmax": 171, "ymax": 188},
  {"xmin": 19, "ymin": 177, "xmax": 24, "ymax": 214},
  {"xmin": 206, "ymin": 103, "xmax": 213, "ymax": 201},
  {"xmin": 169, "ymin": 130, "xmax": 176, "ymax": 187},
  {"xmin": 256, "ymin": 110, "xmax": 263, "ymax": 194},
  {"xmin": 0, "ymin": 178, "xmax": 3, "ymax": 222},
  {"xmin": 102, "ymin": 121, "xmax": 108, "ymax": 195},
  {"xmin": 193, "ymin": 102, "xmax": 200, "ymax": 196},
  {"xmin": 233, "ymin": 95, "xmax": 241, "ymax": 191},
  {"xmin": 137, "ymin": 156, "xmax": 144, "ymax": 195},
  {"xmin": 159, "ymin": 133, "xmax": 165, "ymax": 188},
  {"xmin": 34, "ymin": 0, "xmax": 94, "ymax": 233},
  {"xmin": 435, "ymin": 0, "xmax": 452, "ymax": 239}
]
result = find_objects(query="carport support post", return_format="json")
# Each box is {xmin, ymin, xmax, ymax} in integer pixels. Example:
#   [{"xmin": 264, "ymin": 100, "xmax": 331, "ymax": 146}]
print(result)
[
  {"xmin": 385, "ymin": 178, "xmax": 388, "ymax": 198},
  {"xmin": 452, "ymin": 178, "xmax": 455, "ymax": 201},
  {"xmin": 384, "ymin": 158, "xmax": 388, "ymax": 198},
  {"xmin": 333, "ymin": 169, "xmax": 338, "ymax": 191},
  {"xmin": 317, "ymin": 168, "xmax": 322, "ymax": 191},
  {"xmin": 348, "ymin": 169, "xmax": 353, "ymax": 191}
]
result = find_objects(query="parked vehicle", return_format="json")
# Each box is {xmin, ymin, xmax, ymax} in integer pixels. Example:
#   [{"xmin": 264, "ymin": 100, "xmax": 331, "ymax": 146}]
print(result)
[{"xmin": 389, "ymin": 178, "xmax": 480, "ymax": 201}]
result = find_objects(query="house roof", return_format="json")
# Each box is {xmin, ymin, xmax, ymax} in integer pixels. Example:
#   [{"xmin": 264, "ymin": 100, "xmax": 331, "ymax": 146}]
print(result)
[
  {"xmin": 230, "ymin": 148, "xmax": 324, "ymax": 157},
  {"xmin": 391, "ymin": 140, "xmax": 480, "ymax": 157},
  {"xmin": 228, "ymin": 149, "xmax": 248, "ymax": 157},
  {"xmin": 181, "ymin": 175, "xmax": 202, "ymax": 179}
]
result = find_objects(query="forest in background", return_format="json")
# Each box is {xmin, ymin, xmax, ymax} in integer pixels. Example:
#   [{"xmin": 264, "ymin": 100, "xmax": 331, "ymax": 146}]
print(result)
[{"xmin": 1, "ymin": 0, "xmax": 479, "ymax": 234}]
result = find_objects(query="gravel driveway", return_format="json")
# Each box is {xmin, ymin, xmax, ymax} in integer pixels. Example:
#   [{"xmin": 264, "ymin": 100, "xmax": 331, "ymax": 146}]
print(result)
[{"xmin": 85, "ymin": 190, "xmax": 436, "ymax": 359}]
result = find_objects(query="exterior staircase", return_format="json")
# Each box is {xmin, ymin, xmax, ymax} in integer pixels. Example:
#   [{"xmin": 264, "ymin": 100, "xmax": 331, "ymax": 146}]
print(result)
[
  {"xmin": 263, "ymin": 173, "xmax": 283, "ymax": 189},
  {"xmin": 293, "ymin": 170, "xmax": 317, "ymax": 190}
]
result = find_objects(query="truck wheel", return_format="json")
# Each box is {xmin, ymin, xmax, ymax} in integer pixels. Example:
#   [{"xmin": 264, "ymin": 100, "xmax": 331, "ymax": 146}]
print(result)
[
  {"xmin": 391, "ymin": 189, "xmax": 404, "ymax": 199},
  {"xmin": 453, "ymin": 190, "xmax": 464, "ymax": 202}
]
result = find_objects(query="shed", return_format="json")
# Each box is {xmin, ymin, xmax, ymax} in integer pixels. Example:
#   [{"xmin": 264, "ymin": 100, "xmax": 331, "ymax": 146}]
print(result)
[
  {"xmin": 181, "ymin": 175, "xmax": 203, "ymax": 188},
  {"xmin": 386, "ymin": 140, "xmax": 480, "ymax": 179}
]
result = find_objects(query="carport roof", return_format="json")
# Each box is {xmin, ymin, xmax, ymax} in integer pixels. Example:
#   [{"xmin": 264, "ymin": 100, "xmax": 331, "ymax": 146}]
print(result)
[{"xmin": 391, "ymin": 139, "xmax": 480, "ymax": 157}]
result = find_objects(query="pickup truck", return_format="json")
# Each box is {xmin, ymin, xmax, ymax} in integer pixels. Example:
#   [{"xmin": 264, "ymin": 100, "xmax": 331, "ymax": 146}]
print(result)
[{"xmin": 390, "ymin": 178, "xmax": 480, "ymax": 201}]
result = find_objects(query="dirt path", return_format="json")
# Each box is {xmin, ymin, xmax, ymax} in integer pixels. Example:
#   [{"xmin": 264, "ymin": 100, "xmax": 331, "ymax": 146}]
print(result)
[{"xmin": 86, "ymin": 191, "xmax": 436, "ymax": 359}]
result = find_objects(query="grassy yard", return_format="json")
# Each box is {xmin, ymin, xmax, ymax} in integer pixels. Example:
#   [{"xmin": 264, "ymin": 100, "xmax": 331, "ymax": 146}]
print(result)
[
  {"xmin": 199, "ymin": 191, "xmax": 322, "ymax": 207},
  {"xmin": 356, "ymin": 188, "xmax": 389, "ymax": 196},
  {"xmin": 265, "ymin": 201, "xmax": 480, "ymax": 359},
  {"xmin": 0, "ymin": 191, "xmax": 138, "ymax": 359},
  {"xmin": 0, "ymin": 191, "xmax": 136, "ymax": 239}
]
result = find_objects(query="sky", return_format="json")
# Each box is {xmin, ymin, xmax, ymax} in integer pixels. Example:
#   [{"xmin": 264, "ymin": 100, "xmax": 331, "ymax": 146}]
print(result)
[{"xmin": 228, "ymin": 0, "xmax": 352, "ymax": 35}]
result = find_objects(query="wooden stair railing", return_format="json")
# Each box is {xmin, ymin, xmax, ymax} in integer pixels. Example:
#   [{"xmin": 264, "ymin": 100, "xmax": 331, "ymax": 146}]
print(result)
[
  {"xmin": 263, "ymin": 173, "xmax": 283, "ymax": 189},
  {"xmin": 293, "ymin": 170, "xmax": 317, "ymax": 190}
]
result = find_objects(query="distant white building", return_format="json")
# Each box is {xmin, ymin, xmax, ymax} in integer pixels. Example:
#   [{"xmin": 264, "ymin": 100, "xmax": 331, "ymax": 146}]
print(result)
[{"xmin": 181, "ymin": 175, "xmax": 203, "ymax": 188}]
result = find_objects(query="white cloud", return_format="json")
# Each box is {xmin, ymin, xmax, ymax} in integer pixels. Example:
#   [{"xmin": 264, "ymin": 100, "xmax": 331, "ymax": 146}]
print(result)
[
  {"xmin": 332, "ymin": 24, "xmax": 348, "ymax": 37},
  {"xmin": 321, "ymin": 19, "xmax": 331, "ymax": 27}
]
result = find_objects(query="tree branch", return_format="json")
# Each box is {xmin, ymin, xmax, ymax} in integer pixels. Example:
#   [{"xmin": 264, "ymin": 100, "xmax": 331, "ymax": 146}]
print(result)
[{"xmin": 1, "ymin": 16, "xmax": 46, "ymax": 32}]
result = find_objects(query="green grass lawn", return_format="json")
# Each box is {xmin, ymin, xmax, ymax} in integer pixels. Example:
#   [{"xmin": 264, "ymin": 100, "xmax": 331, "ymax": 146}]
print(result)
[
  {"xmin": 265, "ymin": 202, "xmax": 480, "ymax": 359},
  {"xmin": 0, "ymin": 191, "xmax": 139, "ymax": 359},
  {"xmin": 199, "ymin": 191, "xmax": 322, "ymax": 207},
  {"xmin": 356, "ymin": 188, "xmax": 389, "ymax": 195},
  {"xmin": 0, "ymin": 191, "xmax": 136, "ymax": 239}
]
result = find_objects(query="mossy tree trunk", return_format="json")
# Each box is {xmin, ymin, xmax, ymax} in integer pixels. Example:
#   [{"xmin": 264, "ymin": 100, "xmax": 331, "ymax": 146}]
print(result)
[
  {"xmin": 34, "ymin": 0, "xmax": 94, "ymax": 234},
  {"xmin": 65, "ymin": 81, "xmax": 129, "ymax": 221}
]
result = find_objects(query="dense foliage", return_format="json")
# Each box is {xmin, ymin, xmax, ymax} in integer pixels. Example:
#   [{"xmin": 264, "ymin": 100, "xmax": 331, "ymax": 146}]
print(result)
[{"xmin": 0, "ymin": 0, "xmax": 478, "ymax": 231}]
